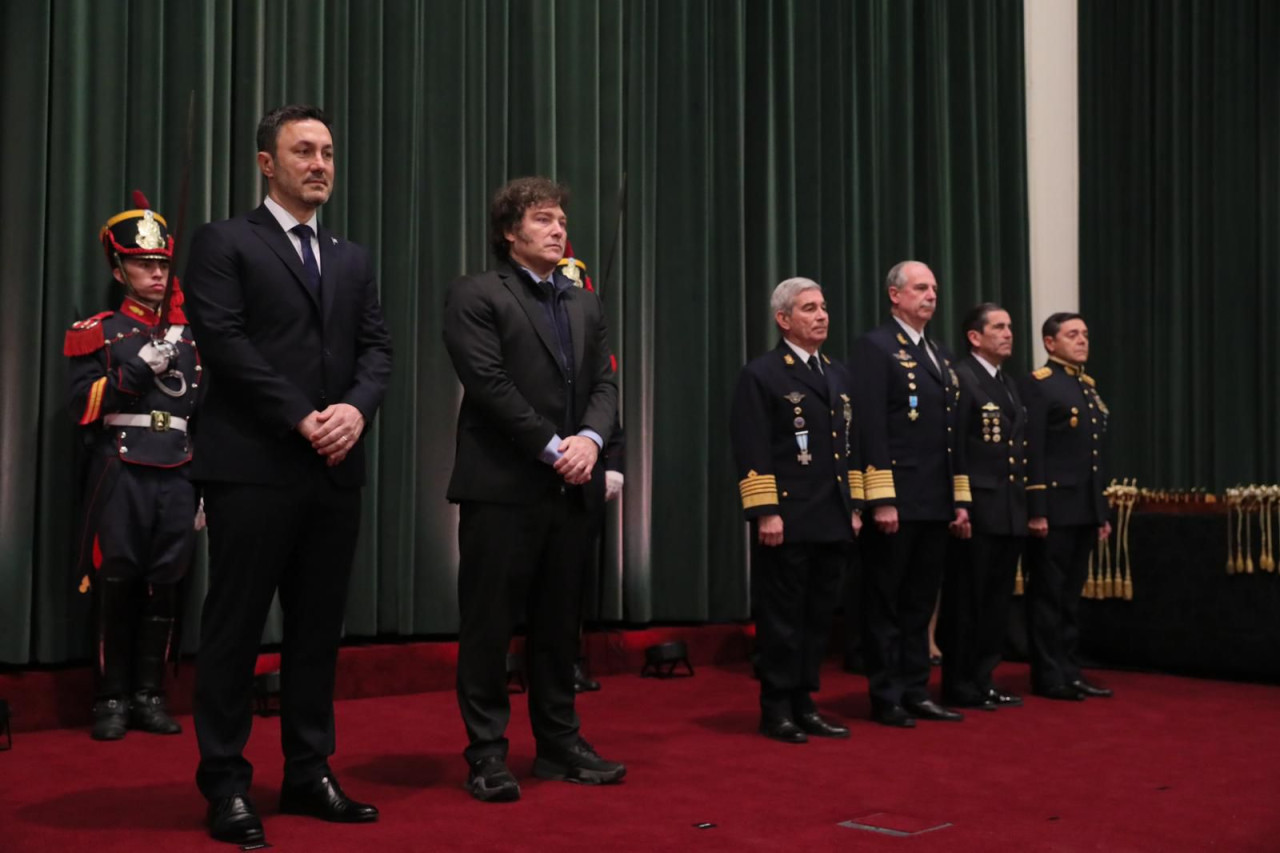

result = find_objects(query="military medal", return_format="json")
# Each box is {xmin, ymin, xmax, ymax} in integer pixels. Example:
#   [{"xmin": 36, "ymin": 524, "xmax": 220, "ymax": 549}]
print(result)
[
  {"xmin": 793, "ymin": 417, "xmax": 806, "ymax": 429},
  {"xmin": 908, "ymin": 394, "xmax": 919, "ymax": 422},
  {"xmin": 795, "ymin": 430, "xmax": 811, "ymax": 465},
  {"xmin": 841, "ymin": 394, "xmax": 853, "ymax": 458},
  {"xmin": 784, "ymin": 392, "xmax": 805, "ymax": 404}
]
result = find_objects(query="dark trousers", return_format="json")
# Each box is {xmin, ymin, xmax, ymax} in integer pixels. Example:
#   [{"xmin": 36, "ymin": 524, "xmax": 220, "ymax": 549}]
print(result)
[
  {"xmin": 1024, "ymin": 524, "xmax": 1094, "ymax": 690},
  {"xmin": 753, "ymin": 540, "xmax": 847, "ymax": 719},
  {"xmin": 456, "ymin": 491, "xmax": 593, "ymax": 764},
  {"xmin": 861, "ymin": 521, "xmax": 949, "ymax": 709},
  {"xmin": 96, "ymin": 465, "xmax": 195, "ymax": 584},
  {"xmin": 194, "ymin": 472, "xmax": 361, "ymax": 800},
  {"xmin": 939, "ymin": 532, "xmax": 1024, "ymax": 702}
]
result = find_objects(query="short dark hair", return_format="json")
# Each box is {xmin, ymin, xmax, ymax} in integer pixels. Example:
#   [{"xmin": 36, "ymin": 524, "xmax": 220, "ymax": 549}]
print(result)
[
  {"xmin": 489, "ymin": 177, "xmax": 570, "ymax": 260},
  {"xmin": 256, "ymin": 105, "xmax": 331, "ymax": 157},
  {"xmin": 1042, "ymin": 311, "xmax": 1084, "ymax": 339},
  {"xmin": 961, "ymin": 302, "xmax": 1005, "ymax": 349}
]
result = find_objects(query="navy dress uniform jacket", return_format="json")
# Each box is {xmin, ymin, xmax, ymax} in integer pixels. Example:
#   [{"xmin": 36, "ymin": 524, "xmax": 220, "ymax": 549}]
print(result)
[
  {"xmin": 953, "ymin": 354, "xmax": 1028, "ymax": 536},
  {"xmin": 1019, "ymin": 358, "xmax": 1108, "ymax": 526},
  {"xmin": 730, "ymin": 342, "xmax": 863, "ymax": 541},
  {"xmin": 851, "ymin": 321, "xmax": 970, "ymax": 520}
]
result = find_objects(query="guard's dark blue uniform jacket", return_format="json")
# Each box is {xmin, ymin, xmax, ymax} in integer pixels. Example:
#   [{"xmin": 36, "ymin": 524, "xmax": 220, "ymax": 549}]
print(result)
[
  {"xmin": 851, "ymin": 321, "xmax": 970, "ymax": 520},
  {"xmin": 731, "ymin": 342, "xmax": 863, "ymax": 542},
  {"xmin": 1019, "ymin": 357, "xmax": 1108, "ymax": 526},
  {"xmin": 65, "ymin": 295, "xmax": 200, "ymax": 580}
]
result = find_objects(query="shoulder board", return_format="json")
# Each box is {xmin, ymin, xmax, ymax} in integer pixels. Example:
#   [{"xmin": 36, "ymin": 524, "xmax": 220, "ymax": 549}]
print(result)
[
  {"xmin": 63, "ymin": 312, "xmax": 113, "ymax": 356},
  {"xmin": 1032, "ymin": 366, "xmax": 1052, "ymax": 380},
  {"xmin": 1080, "ymin": 374, "xmax": 1096, "ymax": 387}
]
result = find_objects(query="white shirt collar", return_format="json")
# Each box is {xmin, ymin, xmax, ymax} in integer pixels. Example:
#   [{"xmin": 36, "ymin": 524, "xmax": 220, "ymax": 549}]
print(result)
[
  {"xmin": 972, "ymin": 352, "xmax": 1001, "ymax": 378},
  {"xmin": 893, "ymin": 315, "xmax": 926, "ymax": 345},
  {"xmin": 263, "ymin": 194, "xmax": 317, "ymax": 234},
  {"xmin": 783, "ymin": 337, "xmax": 819, "ymax": 364}
]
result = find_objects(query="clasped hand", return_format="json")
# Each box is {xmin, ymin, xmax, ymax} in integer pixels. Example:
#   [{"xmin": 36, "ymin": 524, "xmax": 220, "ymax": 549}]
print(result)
[
  {"xmin": 554, "ymin": 435, "xmax": 598, "ymax": 485},
  {"xmin": 298, "ymin": 403, "xmax": 365, "ymax": 467}
]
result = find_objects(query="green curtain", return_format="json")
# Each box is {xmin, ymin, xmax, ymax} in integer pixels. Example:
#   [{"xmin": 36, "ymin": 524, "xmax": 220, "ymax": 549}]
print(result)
[
  {"xmin": 1079, "ymin": 0, "xmax": 1280, "ymax": 491},
  {"xmin": 0, "ymin": 0, "xmax": 1030, "ymax": 665}
]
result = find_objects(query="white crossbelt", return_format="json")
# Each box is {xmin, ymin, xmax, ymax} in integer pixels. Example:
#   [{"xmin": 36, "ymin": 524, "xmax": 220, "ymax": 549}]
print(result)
[{"xmin": 103, "ymin": 413, "xmax": 188, "ymax": 432}]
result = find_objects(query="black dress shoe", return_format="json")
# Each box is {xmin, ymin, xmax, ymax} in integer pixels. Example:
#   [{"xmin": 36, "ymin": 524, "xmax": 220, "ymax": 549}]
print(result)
[
  {"xmin": 759, "ymin": 716, "xmax": 808, "ymax": 743},
  {"xmin": 942, "ymin": 692, "xmax": 997, "ymax": 711},
  {"xmin": 870, "ymin": 705, "xmax": 916, "ymax": 728},
  {"xmin": 279, "ymin": 775, "xmax": 378, "ymax": 823},
  {"xmin": 1071, "ymin": 678, "xmax": 1113, "ymax": 698},
  {"xmin": 90, "ymin": 697, "xmax": 128, "ymax": 741},
  {"xmin": 467, "ymin": 755, "xmax": 521, "ymax": 802},
  {"xmin": 1034, "ymin": 684, "xmax": 1086, "ymax": 701},
  {"xmin": 985, "ymin": 688, "xmax": 1023, "ymax": 707},
  {"xmin": 207, "ymin": 794, "xmax": 264, "ymax": 845},
  {"xmin": 796, "ymin": 712, "xmax": 850, "ymax": 738},
  {"xmin": 533, "ymin": 737, "xmax": 627, "ymax": 784},
  {"xmin": 904, "ymin": 699, "xmax": 964, "ymax": 722}
]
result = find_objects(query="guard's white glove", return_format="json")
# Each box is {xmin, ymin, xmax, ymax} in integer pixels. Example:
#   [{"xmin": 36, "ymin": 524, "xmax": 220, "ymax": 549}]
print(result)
[
  {"xmin": 605, "ymin": 470, "xmax": 625, "ymax": 502},
  {"xmin": 138, "ymin": 339, "xmax": 178, "ymax": 375},
  {"xmin": 194, "ymin": 497, "xmax": 206, "ymax": 531}
]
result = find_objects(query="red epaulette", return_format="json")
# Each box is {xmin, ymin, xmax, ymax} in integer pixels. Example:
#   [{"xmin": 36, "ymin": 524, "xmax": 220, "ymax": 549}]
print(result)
[{"xmin": 63, "ymin": 312, "xmax": 113, "ymax": 356}]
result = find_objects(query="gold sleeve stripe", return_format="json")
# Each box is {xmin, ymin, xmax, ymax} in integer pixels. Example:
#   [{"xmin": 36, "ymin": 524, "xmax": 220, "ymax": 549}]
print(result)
[
  {"xmin": 847, "ymin": 470, "xmax": 865, "ymax": 501},
  {"xmin": 864, "ymin": 469, "xmax": 895, "ymax": 501},
  {"xmin": 80, "ymin": 377, "xmax": 107, "ymax": 425},
  {"xmin": 1026, "ymin": 484, "xmax": 1047, "ymax": 491},
  {"xmin": 953, "ymin": 474, "xmax": 973, "ymax": 503},
  {"xmin": 739, "ymin": 475, "xmax": 779, "ymax": 509}
]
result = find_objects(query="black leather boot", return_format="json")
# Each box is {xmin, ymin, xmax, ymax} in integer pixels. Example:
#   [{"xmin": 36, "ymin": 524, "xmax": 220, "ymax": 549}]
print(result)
[
  {"xmin": 91, "ymin": 578, "xmax": 134, "ymax": 741},
  {"xmin": 129, "ymin": 583, "xmax": 182, "ymax": 735}
]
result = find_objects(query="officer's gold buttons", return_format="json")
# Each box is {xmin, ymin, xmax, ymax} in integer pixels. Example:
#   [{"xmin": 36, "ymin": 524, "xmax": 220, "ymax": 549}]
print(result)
[
  {"xmin": 1009, "ymin": 457, "xmax": 1016, "ymax": 464},
  {"xmin": 1009, "ymin": 474, "xmax": 1016, "ymax": 482}
]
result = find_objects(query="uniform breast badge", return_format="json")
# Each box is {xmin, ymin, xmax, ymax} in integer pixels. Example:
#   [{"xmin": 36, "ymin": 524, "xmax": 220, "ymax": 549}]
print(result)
[{"xmin": 795, "ymin": 430, "xmax": 811, "ymax": 465}]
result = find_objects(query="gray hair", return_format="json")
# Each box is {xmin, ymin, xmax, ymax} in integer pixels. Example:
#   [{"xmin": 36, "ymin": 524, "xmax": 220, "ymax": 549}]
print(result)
[
  {"xmin": 885, "ymin": 260, "xmax": 922, "ymax": 292},
  {"xmin": 771, "ymin": 277, "xmax": 823, "ymax": 318}
]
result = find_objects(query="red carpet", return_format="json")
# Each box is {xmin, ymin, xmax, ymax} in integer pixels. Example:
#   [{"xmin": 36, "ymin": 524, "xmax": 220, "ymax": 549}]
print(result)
[{"xmin": 2, "ymin": 660, "xmax": 1278, "ymax": 851}]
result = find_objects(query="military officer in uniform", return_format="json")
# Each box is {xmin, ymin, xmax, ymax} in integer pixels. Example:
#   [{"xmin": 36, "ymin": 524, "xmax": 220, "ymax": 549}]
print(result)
[
  {"xmin": 731, "ymin": 277, "xmax": 863, "ymax": 744},
  {"xmin": 65, "ymin": 191, "xmax": 199, "ymax": 741},
  {"xmin": 1019, "ymin": 312, "xmax": 1113, "ymax": 700},
  {"xmin": 852, "ymin": 260, "xmax": 971, "ymax": 727},
  {"xmin": 938, "ymin": 303, "xmax": 1026, "ymax": 710}
]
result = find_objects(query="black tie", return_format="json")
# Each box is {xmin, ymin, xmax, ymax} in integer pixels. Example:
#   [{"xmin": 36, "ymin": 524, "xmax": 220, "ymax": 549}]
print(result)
[
  {"xmin": 996, "ymin": 368, "xmax": 1016, "ymax": 404},
  {"xmin": 807, "ymin": 354, "xmax": 822, "ymax": 375},
  {"xmin": 539, "ymin": 279, "xmax": 574, "ymax": 375},
  {"xmin": 290, "ymin": 224, "xmax": 321, "ymax": 299}
]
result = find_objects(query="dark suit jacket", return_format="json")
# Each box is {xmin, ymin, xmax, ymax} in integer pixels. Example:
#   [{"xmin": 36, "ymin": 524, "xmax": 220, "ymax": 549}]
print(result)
[
  {"xmin": 443, "ymin": 261, "xmax": 617, "ymax": 506},
  {"xmin": 851, "ymin": 320, "xmax": 968, "ymax": 522},
  {"xmin": 183, "ymin": 205, "xmax": 392, "ymax": 487},
  {"xmin": 953, "ymin": 354, "xmax": 1027, "ymax": 536},
  {"xmin": 730, "ymin": 342, "xmax": 862, "ymax": 543},
  {"xmin": 1018, "ymin": 358, "xmax": 1108, "ymax": 526}
]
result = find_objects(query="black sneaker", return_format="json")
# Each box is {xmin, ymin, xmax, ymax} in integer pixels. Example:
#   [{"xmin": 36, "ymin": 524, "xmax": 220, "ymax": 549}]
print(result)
[
  {"xmin": 533, "ymin": 738, "xmax": 626, "ymax": 785},
  {"xmin": 466, "ymin": 755, "xmax": 520, "ymax": 802}
]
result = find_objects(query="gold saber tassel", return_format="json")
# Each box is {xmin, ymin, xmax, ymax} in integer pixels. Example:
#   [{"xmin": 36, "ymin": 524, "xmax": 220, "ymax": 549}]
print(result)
[
  {"xmin": 1014, "ymin": 557, "xmax": 1024, "ymax": 596},
  {"xmin": 1102, "ymin": 525, "xmax": 1114, "ymax": 599},
  {"xmin": 1245, "ymin": 492, "xmax": 1255, "ymax": 574},
  {"xmin": 1084, "ymin": 550, "xmax": 1096, "ymax": 599},
  {"xmin": 1263, "ymin": 491, "xmax": 1275, "ymax": 572},
  {"xmin": 1235, "ymin": 493, "xmax": 1245, "ymax": 573},
  {"xmin": 1225, "ymin": 496, "xmax": 1234, "ymax": 574},
  {"xmin": 1122, "ymin": 488, "xmax": 1134, "ymax": 600}
]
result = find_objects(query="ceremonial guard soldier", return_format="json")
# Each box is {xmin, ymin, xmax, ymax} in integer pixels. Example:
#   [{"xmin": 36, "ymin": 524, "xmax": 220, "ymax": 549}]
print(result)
[
  {"xmin": 65, "ymin": 191, "xmax": 200, "ymax": 740},
  {"xmin": 1019, "ymin": 312, "xmax": 1113, "ymax": 700},
  {"xmin": 731, "ymin": 277, "xmax": 863, "ymax": 744},
  {"xmin": 853, "ymin": 261, "xmax": 971, "ymax": 727},
  {"xmin": 938, "ymin": 303, "xmax": 1027, "ymax": 710}
]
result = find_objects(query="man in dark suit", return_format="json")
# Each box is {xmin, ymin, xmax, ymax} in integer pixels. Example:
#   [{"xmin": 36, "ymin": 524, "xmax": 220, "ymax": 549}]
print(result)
[
  {"xmin": 852, "ymin": 260, "xmax": 971, "ymax": 727},
  {"xmin": 731, "ymin": 278, "xmax": 863, "ymax": 744},
  {"xmin": 1019, "ymin": 312, "xmax": 1113, "ymax": 701},
  {"xmin": 938, "ymin": 303, "xmax": 1027, "ymax": 710},
  {"xmin": 185, "ymin": 105, "xmax": 392, "ymax": 845},
  {"xmin": 443, "ymin": 177, "xmax": 623, "ymax": 803}
]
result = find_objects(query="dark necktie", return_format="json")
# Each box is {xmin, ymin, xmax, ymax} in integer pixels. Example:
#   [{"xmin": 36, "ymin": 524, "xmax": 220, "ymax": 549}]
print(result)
[
  {"xmin": 290, "ymin": 224, "xmax": 321, "ymax": 299},
  {"xmin": 996, "ymin": 368, "xmax": 1016, "ymax": 405},
  {"xmin": 539, "ymin": 279, "xmax": 574, "ymax": 375},
  {"xmin": 807, "ymin": 354, "xmax": 822, "ymax": 375}
]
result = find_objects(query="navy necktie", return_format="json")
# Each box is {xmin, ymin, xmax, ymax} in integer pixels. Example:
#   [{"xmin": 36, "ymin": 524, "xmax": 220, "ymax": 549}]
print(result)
[
  {"xmin": 807, "ymin": 354, "xmax": 822, "ymax": 375},
  {"xmin": 290, "ymin": 224, "xmax": 321, "ymax": 299},
  {"xmin": 539, "ymin": 279, "xmax": 574, "ymax": 375}
]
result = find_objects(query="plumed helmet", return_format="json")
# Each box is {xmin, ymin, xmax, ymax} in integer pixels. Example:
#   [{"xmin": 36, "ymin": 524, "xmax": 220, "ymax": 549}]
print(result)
[{"xmin": 100, "ymin": 190, "xmax": 173, "ymax": 266}]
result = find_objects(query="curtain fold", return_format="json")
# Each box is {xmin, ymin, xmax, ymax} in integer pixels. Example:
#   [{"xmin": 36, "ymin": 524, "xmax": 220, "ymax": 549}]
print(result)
[
  {"xmin": 1079, "ymin": 0, "xmax": 1280, "ymax": 490},
  {"xmin": 0, "ymin": 0, "xmax": 1030, "ymax": 664}
]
